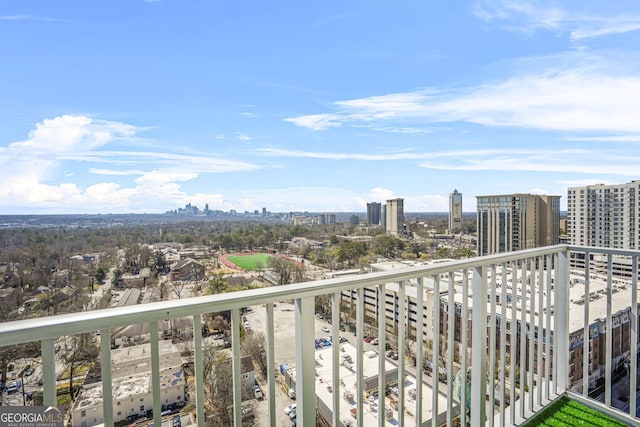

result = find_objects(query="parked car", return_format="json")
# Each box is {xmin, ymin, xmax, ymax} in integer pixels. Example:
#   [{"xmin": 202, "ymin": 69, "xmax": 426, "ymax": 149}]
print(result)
[
  {"xmin": 322, "ymin": 326, "xmax": 330, "ymax": 333},
  {"xmin": 370, "ymin": 338, "xmax": 379, "ymax": 345},
  {"xmin": 284, "ymin": 404, "xmax": 296, "ymax": 415},
  {"xmin": 6, "ymin": 379, "xmax": 22, "ymax": 393},
  {"xmin": 172, "ymin": 415, "xmax": 181, "ymax": 427},
  {"xmin": 253, "ymin": 384, "xmax": 263, "ymax": 400}
]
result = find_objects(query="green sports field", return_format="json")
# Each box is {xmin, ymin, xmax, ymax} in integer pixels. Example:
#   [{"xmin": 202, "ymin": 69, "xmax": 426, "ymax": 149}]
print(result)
[{"xmin": 226, "ymin": 253, "xmax": 272, "ymax": 270}]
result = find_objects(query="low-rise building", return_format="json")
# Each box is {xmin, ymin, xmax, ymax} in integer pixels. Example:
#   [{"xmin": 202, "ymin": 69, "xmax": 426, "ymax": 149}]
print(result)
[
  {"xmin": 171, "ymin": 258, "xmax": 205, "ymax": 281},
  {"xmin": 71, "ymin": 341, "xmax": 185, "ymax": 427}
]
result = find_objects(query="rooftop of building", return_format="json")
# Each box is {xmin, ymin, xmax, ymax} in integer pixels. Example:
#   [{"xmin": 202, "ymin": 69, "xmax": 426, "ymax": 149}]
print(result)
[
  {"xmin": 73, "ymin": 365, "xmax": 184, "ymax": 410},
  {"xmin": 111, "ymin": 340, "xmax": 182, "ymax": 379},
  {"xmin": 370, "ymin": 260, "xmax": 636, "ymax": 339},
  {"xmin": 287, "ymin": 341, "xmax": 450, "ymax": 425}
]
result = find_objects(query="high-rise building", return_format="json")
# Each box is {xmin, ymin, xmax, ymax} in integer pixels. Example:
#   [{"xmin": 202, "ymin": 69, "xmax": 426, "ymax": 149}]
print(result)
[
  {"xmin": 386, "ymin": 198, "xmax": 404, "ymax": 237},
  {"xmin": 568, "ymin": 180, "xmax": 640, "ymax": 249},
  {"xmin": 381, "ymin": 205, "xmax": 387, "ymax": 230},
  {"xmin": 476, "ymin": 194, "xmax": 560, "ymax": 256},
  {"xmin": 449, "ymin": 189, "xmax": 462, "ymax": 232},
  {"xmin": 367, "ymin": 202, "xmax": 382, "ymax": 226},
  {"xmin": 349, "ymin": 214, "xmax": 360, "ymax": 225}
]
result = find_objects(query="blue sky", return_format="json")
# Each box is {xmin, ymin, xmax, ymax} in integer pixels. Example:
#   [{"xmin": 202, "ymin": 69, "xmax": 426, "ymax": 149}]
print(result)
[{"xmin": 2, "ymin": 0, "xmax": 640, "ymax": 214}]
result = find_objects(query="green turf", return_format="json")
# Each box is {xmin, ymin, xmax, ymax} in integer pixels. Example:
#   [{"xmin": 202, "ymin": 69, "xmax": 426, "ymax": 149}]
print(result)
[
  {"xmin": 226, "ymin": 253, "xmax": 272, "ymax": 270},
  {"xmin": 522, "ymin": 396, "xmax": 629, "ymax": 426}
]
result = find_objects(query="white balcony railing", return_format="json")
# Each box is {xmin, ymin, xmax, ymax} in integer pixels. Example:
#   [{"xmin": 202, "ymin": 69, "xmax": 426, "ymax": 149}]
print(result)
[{"xmin": 0, "ymin": 245, "xmax": 639, "ymax": 426}]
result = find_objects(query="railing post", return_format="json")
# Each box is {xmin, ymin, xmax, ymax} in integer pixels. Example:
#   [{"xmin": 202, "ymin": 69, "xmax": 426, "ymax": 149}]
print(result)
[
  {"xmin": 192, "ymin": 315, "xmax": 205, "ymax": 427},
  {"xmin": 471, "ymin": 265, "xmax": 487, "ymax": 427},
  {"xmin": 99, "ymin": 331, "xmax": 113, "ymax": 427},
  {"xmin": 149, "ymin": 321, "xmax": 162, "ymax": 427},
  {"xmin": 295, "ymin": 296, "xmax": 316, "ymax": 427},
  {"xmin": 630, "ymin": 256, "xmax": 638, "ymax": 418},
  {"xmin": 378, "ymin": 283, "xmax": 387, "ymax": 427},
  {"xmin": 231, "ymin": 308, "xmax": 242, "ymax": 426},
  {"xmin": 266, "ymin": 303, "xmax": 276, "ymax": 427},
  {"xmin": 356, "ymin": 288, "xmax": 364, "ymax": 427},
  {"xmin": 555, "ymin": 249, "xmax": 569, "ymax": 392},
  {"xmin": 41, "ymin": 338, "xmax": 56, "ymax": 407},
  {"xmin": 331, "ymin": 292, "xmax": 341, "ymax": 427},
  {"xmin": 397, "ymin": 281, "xmax": 406, "ymax": 427},
  {"xmin": 605, "ymin": 253, "xmax": 613, "ymax": 407}
]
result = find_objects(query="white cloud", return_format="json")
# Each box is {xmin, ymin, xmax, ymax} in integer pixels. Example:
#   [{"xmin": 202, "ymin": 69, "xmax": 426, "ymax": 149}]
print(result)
[
  {"xmin": 284, "ymin": 114, "xmax": 342, "ymax": 131},
  {"xmin": 285, "ymin": 55, "xmax": 640, "ymax": 134},
  {"xmin": 237, "ymin": 133, "xmax": 253, "ymax": 142},
  {"xmin": 419, "ymin": 158, "xmax": 640, "ymax": 176},
  {"xmin": 563, "ymin": 135, "xmax": 640, "ymax": 142},
  {"xmin": 473, "ymin": 0, "xmax": 565, "ymax": 31},
  {"xmin": 368, "ymin": 187, "xmax": 397, "ymax": 201},
  {"xmin": 0, "ymin": 115, "xmax": 267, "ymax": 213},
  {"xmin": 89, "ymin": 168, "xmax": 146, "ymax": 176},
  {"xmin": 528, "ymin": 188, "xmax": 550, "ymax": 195},
  {"xmin": 9, "ymin": 115, "xmax": 138, "ymax": 153},
  {"xmin": 557, "ymin": 178, "xmax": 622, "ymax": 187},
  {"xmin": 0, "ymin": 15, "xmax": 67, "ymax": 22},
  {"xmin": 472, "ymin": 0, "xmax": 640, "ymax": 41}
]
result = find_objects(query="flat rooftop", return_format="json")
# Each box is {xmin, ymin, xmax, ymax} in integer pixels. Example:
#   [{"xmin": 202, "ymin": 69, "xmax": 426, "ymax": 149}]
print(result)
[{"xmin": 289, "ymin": 341, "xmax": 451, "ymax": 425}]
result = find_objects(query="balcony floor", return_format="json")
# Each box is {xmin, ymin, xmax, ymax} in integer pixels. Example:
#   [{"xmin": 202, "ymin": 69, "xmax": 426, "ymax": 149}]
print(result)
[{"xmin": 522, "ymin": 396, "xmax": 628, "ymax": 426}]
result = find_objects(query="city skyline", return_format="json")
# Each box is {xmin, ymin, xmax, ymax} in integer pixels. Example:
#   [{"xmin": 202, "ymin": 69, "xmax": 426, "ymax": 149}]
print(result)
[{"xmin": 2, "ymin": 1, "xmax": 640, "ymax": 215}]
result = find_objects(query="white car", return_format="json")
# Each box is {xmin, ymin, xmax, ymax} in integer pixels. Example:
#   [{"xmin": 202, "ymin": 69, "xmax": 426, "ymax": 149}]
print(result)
[
  {"xmin": 284, "ymin": 403, "xmax": 296, "ymax": 415},
  {"xmin": 322, "ymin": 326, "xmax": 330, "ymax": 333}
]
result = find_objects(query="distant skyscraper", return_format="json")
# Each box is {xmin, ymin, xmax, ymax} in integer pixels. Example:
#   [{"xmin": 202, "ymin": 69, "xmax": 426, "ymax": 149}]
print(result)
[
  {"xmin": 318, "ymin": 213, "xmax": 326, "ymax": 225},
  {"xmin": 568, "ymin": 180, "xmax": 640, "ymax": 249},
  {"xmin": 350, "ymin": 214, "xmax": 360, "ymax": 225},
  {"xmin": 449, "ymin": 189, "xmax": 462, "ymax": 232},
  {"xmin": 386, "ymin": 198, "xmax": 404, "ymax": 237},
  {"xmin": 381, "ymin": 205, "xmax": 387, "ymax": 230},
  {"xmin": 476, "ymin": 193, "xmax": 560, "ymax": 256},
  {"xmin": 367, "ymin": 202, "xmax": 382, "ymax": 225},
  {"xmin": 262, "ymin": 207, "xmax": 267, "ymax": 216},
  {"xmin": 327, "ymin": 214, "xmax": 336, "ymax": 224}
]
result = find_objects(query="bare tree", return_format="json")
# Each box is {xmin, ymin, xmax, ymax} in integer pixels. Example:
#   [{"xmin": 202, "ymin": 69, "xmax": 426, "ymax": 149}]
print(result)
[
  {"xmin": 241, "ymin": 332, "xmax": 267, "ymax": 377},
  {"xmin": 60, "ymin": 333, "xmax": 99, "ymax": 402},
  {"xmin": 166, "ymin": 279, "xmax": 186, "ymax": 300},
  {"xmin": 202, "ymin": 346, "xmax": 256, "ymax": 426},
  {"xmin": 254, "ymin": 259, "xmax": 265, "ymax": 277}
]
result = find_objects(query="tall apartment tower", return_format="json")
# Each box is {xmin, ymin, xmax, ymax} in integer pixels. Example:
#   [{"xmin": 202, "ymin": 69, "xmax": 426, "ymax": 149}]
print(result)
[
  {"xmin": 449, "ymin": 189, "xmax": 463, "ymax": 232},
  {"xmin": 476, "ymin": 194, "xmax": 560, "ymax": 256},
  {"xmin": 386, "ymin": 198, "xmax": 405, "ymax": 237},
  {"xmin": 367, "ymin": 202, "xmax": 382, "ymax": 225},
  {"xmin": 568, "ymin": 180, "xmax": 640, "ymax": 249}
]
